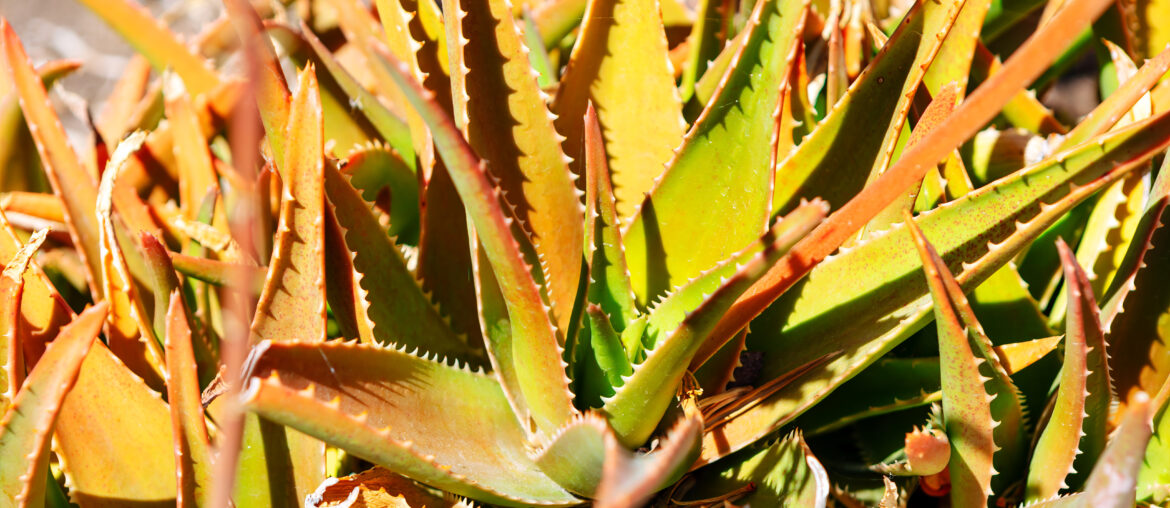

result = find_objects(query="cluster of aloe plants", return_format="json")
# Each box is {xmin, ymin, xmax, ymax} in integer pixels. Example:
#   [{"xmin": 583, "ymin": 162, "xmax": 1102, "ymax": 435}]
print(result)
[{"xmin": 2, "ymin": 0, "xmax": 1170, "ymax": 504}]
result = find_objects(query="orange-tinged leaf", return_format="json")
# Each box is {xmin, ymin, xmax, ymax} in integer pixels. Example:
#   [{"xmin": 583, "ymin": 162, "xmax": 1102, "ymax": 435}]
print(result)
[
  {"xmin": 2, "ymin": 21, "xmax": 103, "ymax": 298},
  {"xmin": 55, "ymin": 343, "xmax": 176, "ymax": 505},
  {"xmin": 0, "ymin": 59, "xmax": 79, "ymax": 195},
  {"xmin": 0, "ymin": 210, "xmax": 72, "ymax": 369},
  {"xmin": 250, "ymin": 64, "xmax": 327, "ymax": 345},
  {"xmin": 246, "ymin": 63, "xmax": 329, "ymax": 503},
  {"xmin": 554, "ymin": 0, "xmax": 686, "ymax": 220},
  {"xmin": 222, "ymin": 0, "xmax": 292, "ymax": 170},
  {"xmin": 0, "ymin": 302, "xmax": 104, "ymax": 508},
  {"xmin": 864, "ymin": 81, "xmax": 962, "ymax": 234},
  {"xmin": 73, "ymin": 0, "xmax": 220, "ymax": 96},
  {"xmin": 97, "ymin": 55, "xmax": 151, "ymax": 144},
  {"xmin": 373, "ymin": 0, "xmax": 436, "ymax": 173},
  {"xmin": 164, "ymin": 294, "xmax": 213, "ymax": 507},
  {"xmin": 0, "ymin": 229, "xmax": 46, "ymax": 414},
  {"xmin": 164, "ymin": 74, "xmax": 226, "ymax": 230},
  {"xmin": 1, "ymin": 193, "xmax": 64, "ymax": 223},
  {"xmin": 996, "ymin": 335, "xmax": 1063, "ymax": 375},
  {"xmin": 96, "ymin": 132, "xmax": 166, "ymax": 389}
]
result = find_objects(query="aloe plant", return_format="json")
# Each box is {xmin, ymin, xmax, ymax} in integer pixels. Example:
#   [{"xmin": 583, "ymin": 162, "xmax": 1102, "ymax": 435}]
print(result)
[{"xmin": 2, "ymin": 0, "xmax": 1170, "ymax": 504}]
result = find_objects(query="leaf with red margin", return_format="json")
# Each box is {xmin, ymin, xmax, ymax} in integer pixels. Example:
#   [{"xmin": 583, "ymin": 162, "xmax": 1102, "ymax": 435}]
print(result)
[
  {"xmin": 595, "ymin": 414, "xmax": 702, "ymax": 508},
  {"xmin": 374, "ymin": 48, "xmax": 575, "ymax": 437},
  {"xmin": 442, "ymin": 0, "xmax": 585, "ymax": 338},
  {"xmin": 1025, "ymin": 242, "xmax": 1112, "ymax": 500},
  {"xmin": 164, "ymin": 294, "xmax": 213, "ymax": 507},
  {"xmin": 905, "ymin": 214, "xmax": 1027, "ymax": 507},
  {"xmin": 243, "ymin": 340, "xmax": 580, "ymax": 506}
]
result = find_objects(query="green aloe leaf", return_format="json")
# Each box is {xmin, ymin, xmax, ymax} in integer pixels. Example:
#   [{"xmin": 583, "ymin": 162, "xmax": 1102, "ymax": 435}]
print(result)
[
  {"xmin": 534, "ymin": 413, "xmax": 610, "ymax": 497},
  {"xmin": 553, "ymin": 0, "xmax": 686, "ymax": 221},
  {"xmin": 340, "ymin": 144, "xmax": 420, "ymax": 242},
  {"xmin": 582, "ymin": 103, "xmax": 638, "ymax": 330},
  {"xmin": 243, "ymin": 340, "xmax": 581, "ymax": 507},
  {"xmin": 374, "ymin": 47, "xmax": 576, "ymax": 436},
  {"xmin": 703, "ymin": 0, "xmax": 1116, "ymax": 363},
  {"xmin": 578, "ymin": 305, "xmax": 632, "ymax": 401},
  {"xmin": 443, "ymin": 0, "xmax": 585, "ymax": 338},
  {"xmin": 906, "ymin": 214, "xmax": 1027, "ymax": 507},
  {"xmin": 605, "ymin": 202, "xmax": 824, "ymax": 447},
  {"xmin": 324, "ymin": 163, "xmax": 472, "ymax": 359},
  {"xmin": 677, "ymin": 0, "xmax": 724, "ymax": 104},
  {"xmin": 0, "ymin": 302, "xmax": 104, "ymax": 508},
  {"xmin": 1025, "ymin": 241, "xmax": 1112, "ymax": 500},
  {"xmin": 680, "ymin": 430, "xmax": 829, "ymax": 507},
  {"xmin": 796, "ymin": 337, "xmax": 1059, "ymax": 436},
  {"xmin": 622, "ymin": 0, "xmax": 807, "ymax": 303},
  {"xmin": 772, "ymin": 0, "xmax": 966, "ymax": 216},
  {"xmin": 698, "ymin": 104, "xmax": 1170, "ymax": 467}
]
